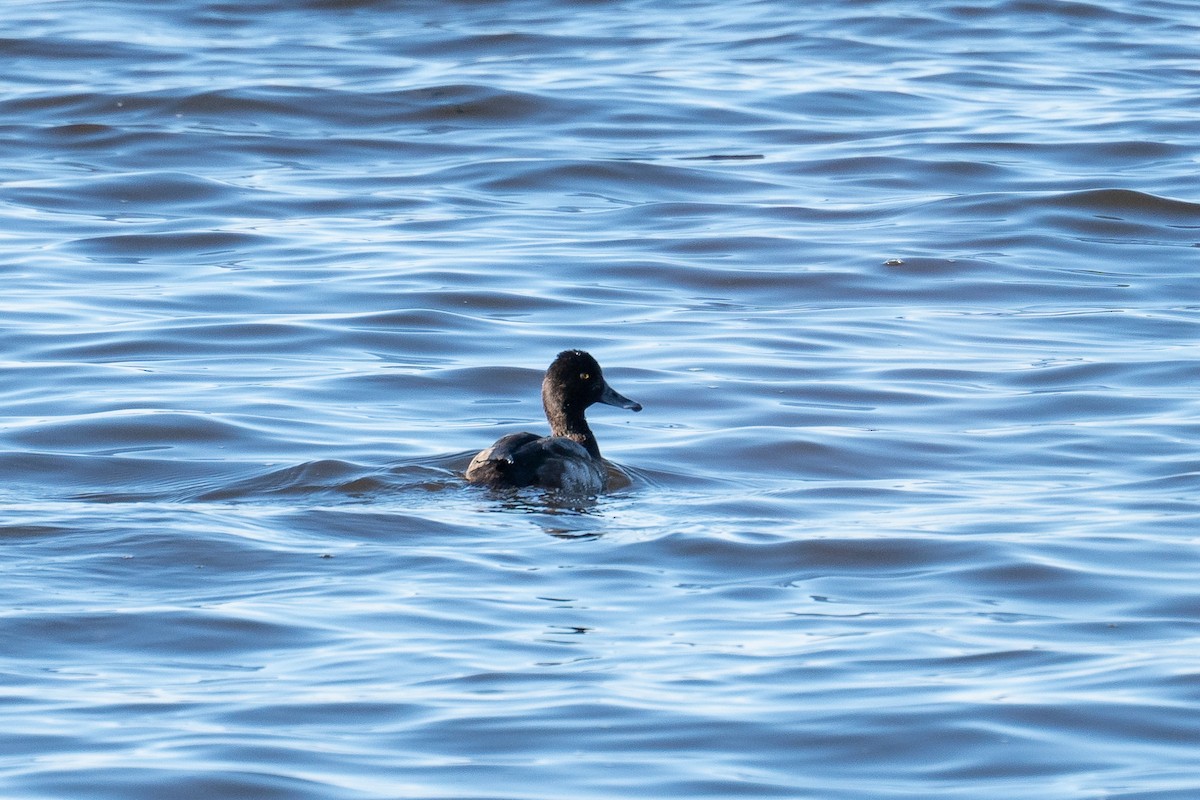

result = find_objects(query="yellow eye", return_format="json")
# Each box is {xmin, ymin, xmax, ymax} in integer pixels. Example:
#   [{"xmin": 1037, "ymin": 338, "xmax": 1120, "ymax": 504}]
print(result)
[{"xmin": 579, "ymin": 372, "xmax": 591, "ymax": 381}]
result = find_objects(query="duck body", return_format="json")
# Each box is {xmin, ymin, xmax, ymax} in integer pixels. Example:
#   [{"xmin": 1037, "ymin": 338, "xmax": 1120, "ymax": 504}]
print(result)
[
  {"xmin": 466, "ymin": 432, "xmax": 608, "ymax": 494},
  {"xmin": 466, "ymin": 350, "xmax": 641, "ymax": 494}
]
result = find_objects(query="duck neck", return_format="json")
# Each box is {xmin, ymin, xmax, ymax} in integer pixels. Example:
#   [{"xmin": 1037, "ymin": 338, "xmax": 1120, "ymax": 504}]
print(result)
[{"xmin": 545, "ymin": 400, "xmax": 601, "ymax": 459}]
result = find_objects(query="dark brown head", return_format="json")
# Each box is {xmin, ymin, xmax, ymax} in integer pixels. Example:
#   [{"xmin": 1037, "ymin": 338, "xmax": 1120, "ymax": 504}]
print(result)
[{"xmin": 542, "ymin": 350, "xmax": 641, "ymax": 456}]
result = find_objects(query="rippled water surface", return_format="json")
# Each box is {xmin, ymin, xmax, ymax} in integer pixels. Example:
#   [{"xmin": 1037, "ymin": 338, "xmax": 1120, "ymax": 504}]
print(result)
[{"xmin": 4, "ymin": 1, "xmax": 1200, "ymax": 797}]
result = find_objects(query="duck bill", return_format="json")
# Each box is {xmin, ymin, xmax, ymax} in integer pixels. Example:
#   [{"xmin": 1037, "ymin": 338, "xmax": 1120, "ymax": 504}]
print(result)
[{"xmin": 599, "ymin": 382, "xmax": 642, "ymax": 412}]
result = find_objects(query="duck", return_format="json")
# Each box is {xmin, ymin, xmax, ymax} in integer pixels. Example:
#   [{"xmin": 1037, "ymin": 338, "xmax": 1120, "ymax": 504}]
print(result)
[{"xmin": 466, "ymin": 350, "xmax": 642, "ymax": 494}]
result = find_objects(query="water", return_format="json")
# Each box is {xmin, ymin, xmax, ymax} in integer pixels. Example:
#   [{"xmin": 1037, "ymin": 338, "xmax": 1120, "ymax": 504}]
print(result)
[{"xmin": 3, "ymin": 1, "xmax": 1199, "ymax": 797}]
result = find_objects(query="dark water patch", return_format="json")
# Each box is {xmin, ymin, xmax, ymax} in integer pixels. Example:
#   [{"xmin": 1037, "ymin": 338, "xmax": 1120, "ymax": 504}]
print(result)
[
  {"xmin": 192, "ymin": 459, "xmax": 459, "ymax": 502},
  {"xmin": 991, "ymin": 0, "xmax": 1163, "ymax": 26},
  {"xmin": 0, "ymin": 523, "xmax": 72, "ymax": 541},
  {"xmin": 1042, "ymin": 187, "xmax": 1200, "ymax": 224},
  {"xmin": 0, "ymin": 451, "xmax": 243, "ymax": 501},
  {"xmin": 677, "ymin": 427, "xmax": 970, "ymax": 482},
  {"xmin": 1110, "ymin": 470, "xmax": 1200, "ymax": 502},
  {"xmin": 5, "ymin": 83, "xmax": 596, "ymax": 142},
  {"xmin": 276, "ymin": 506, "xmax": 484, "ymax": 544},
  {"xmin": 351, "ymin": 295, "xmax": 584, "ymax": 326},
  {"xmin": 0, "ymin": 609, "xmax": 310, "ymax": 660},
  {"xmin": 420, "ymin": 157, "xmax": 780, "ymax": 203},
  {"xmin": 2, "ymin": 92, "xmax": 150, "ymax": 122},
  {"xmin": 775, "ymin": 89, "xmax": 946, "ymax": 120},
  {"xmin": 609, "ymin": 201, "xmax": 892, "ymax": 230},
  {"xmin": 681, "ymin": 154, "xmax": 766, "ymax": 162},
  {"xmin": 16, "ymin": 768, "xmax": 355, "ymax": 800},
  {"xmin": 1104, "ymin": 791, "xmax": 1200, "ymax": 800},
  {"xmin": 11, "ymin": 171, "xmax": 258, "ymax": 213},
  {"xmin": 978, "ymin": 388, "xmax": 1178, "ymax": 428},
  {"xmin": 952, "ymin": 559, "xmax": 1136, "ymax": 608},
  {"xmin": 902, "ymin": 190, "xmax": 1200, "ymax": 235},
  {"xmin": 0, "ymin": 35, "xmax": 165, "ymax": 66},
  {"xmin": 938, "ymin": 139, "xmax": 1197, "ymax": 175},
  {"xmin": 216, "ymin": 699, "xmax": 424, "ymax": 728},
  {"xmin": 69, "ymin": 230, "xmax": 276, "ymax": 261},
  {"xmin": 409, "ymin": 85, "xmax": 595, "ymax": 133},
  {"xmin": 401, "ymin": 30, "xmax": 662, "ymax": 60},
  {"xmin": 797, "ymin": 155, "xmax": 1013, "ymax": 184},
  {"xmin": 995, "ymin": 357, "xmax": 1200, "ymax": 392},
  {"xmin": 4, "ymin": 411, "xmax": 256, "ymax": 456},
  {"xmin": 43, "ymin": 122, "xmax": 122, "ymax": 141},
  {"xmin": 210, "ymin": 459, "xmax": 379, "ymax": 499},
  {"xmin": 614, "ymin": 533, "xmax": 987, "ymax": 580},
  {"xmin": 30, "ymin": 319, "xmax": 331, "ymax": 363}
]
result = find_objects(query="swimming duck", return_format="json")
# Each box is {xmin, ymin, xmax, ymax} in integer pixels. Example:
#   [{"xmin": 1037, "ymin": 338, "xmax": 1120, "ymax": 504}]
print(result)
[{"xmin": 466, "ymin": 350, "xmax": 642, "ymax": 493}]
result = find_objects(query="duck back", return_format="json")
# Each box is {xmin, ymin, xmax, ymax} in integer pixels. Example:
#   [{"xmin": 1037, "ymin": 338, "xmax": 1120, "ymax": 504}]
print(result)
[{"xmin": 466, "ymin": 433, "xmax": 607, "ymax": 494}]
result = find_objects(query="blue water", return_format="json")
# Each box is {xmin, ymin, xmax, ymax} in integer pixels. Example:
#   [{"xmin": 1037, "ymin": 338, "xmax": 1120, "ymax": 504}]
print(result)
[{"xmin": 3, "ymin": 1, "xmax": 1200, "ymax": 797}]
